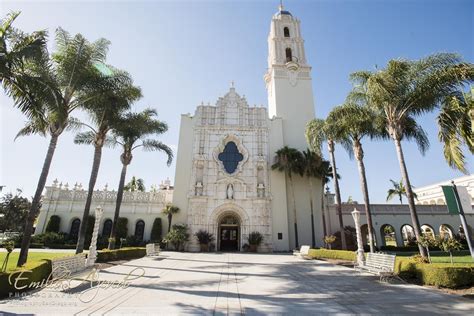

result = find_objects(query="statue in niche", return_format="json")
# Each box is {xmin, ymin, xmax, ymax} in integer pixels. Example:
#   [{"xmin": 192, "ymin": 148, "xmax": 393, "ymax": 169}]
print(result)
[{"xmin": 226, "ymin": 183, "xmax": 234, "ymax": 200}]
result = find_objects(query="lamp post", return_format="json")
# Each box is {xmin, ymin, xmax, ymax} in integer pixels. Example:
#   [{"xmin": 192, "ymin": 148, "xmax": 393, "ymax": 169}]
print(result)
[
  {"xmin": 352, "ymin": 208, "xmax": 365, "ymax": 266},
  {"xmin": 86, "ymin": 206, "xmax": 104, "ymax": 267}
]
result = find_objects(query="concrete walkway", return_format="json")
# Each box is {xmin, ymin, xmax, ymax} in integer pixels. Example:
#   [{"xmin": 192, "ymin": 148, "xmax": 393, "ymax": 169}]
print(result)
[{"xmin": 0, "ymin": 252, "xmax": 472, "ymax": 315}]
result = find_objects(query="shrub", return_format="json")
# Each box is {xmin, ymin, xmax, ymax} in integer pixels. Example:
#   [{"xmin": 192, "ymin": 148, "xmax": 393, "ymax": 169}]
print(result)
[
  {"xmin": 307, "ymin": 248, "xmax": 356, "ymax": 261},
  {"xmin": 45, "ymin": 215, "xmax": 61, "ymax": 233},
  {"xmin": 163, "ymin": 224, "xmax": 189, "ymax": 251},
  {"xmin": 323, "ymin": 235, "xmax": 336, "ymax": 249},
  {"xmin": 116, "ymin": 217, "xmax": 128, "ymax": 240},
  {"xmin": 0, "ymin": 259, "xmax": 52, "ymax": 298},
  {"xmin": 195, "ymin": 230, "xmax": 214, "ymax": 245},
  {"xmin": 247, "ymin": 232, "xmax": 263, "ymax": 245},
  {"xmin": 150, "ymin": 218, "xmax": 162, "ymax": 242},
  {"xmin": 31, "ymin": 232, "xmax": 66, "ymax": 247},
  {"xmin": 394, "ymin": 257, "xmax": 474, "ymax": 288},
  {"xmin": 126, "ymin": 235, "xmax": 146, "ymax": 247},
  {"xmin": 96, "ymin": 247, "xmax": 146, "ymax": 263}
]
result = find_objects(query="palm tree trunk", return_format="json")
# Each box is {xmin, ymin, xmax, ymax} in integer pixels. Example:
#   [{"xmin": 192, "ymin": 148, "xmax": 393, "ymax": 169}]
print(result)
[
  {"xmin": 108, "ymin": 163, "xmax": 128, "ymax": 249},
  {"xmin": 354, "ymin": 142, "xmax": 375, "ymax": 253},
  {"xmin": 168, "ymin": 213, "xmax": 172, "ymax": 232},
  {"xmin": 394, "ymin": 138, "xmax": 427, "ymax": 258},
  {"xmin": 76, "ymin": 144, "xmax": 103, "ymax": 254},
  {"xmin": 328, "ymin": 140, "xmax": 347, "ymax": 250},
  {"xmin": 308, "ymin": 177, "xmax": 316, "ymax": 248},
  {"xmin": 289, "ymin": 173, "xmax": 299, "ymax": 249},
  {"xmin": 320, "ymin": 179, "xmax": 328, "ymax": 241},
  {"xmin": 17, "ymin": 134, "xmax": 59, "ymax": 267}
]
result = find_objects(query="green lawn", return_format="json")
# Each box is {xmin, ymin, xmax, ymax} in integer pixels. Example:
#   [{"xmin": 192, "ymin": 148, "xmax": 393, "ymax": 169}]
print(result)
[
  {"xmin": 394, "ymin": 250, "xmax": 474, "ymax": 264},
  {"xmin": 0, "ymin": 252, "xmax": 73, "ymax": 273}
]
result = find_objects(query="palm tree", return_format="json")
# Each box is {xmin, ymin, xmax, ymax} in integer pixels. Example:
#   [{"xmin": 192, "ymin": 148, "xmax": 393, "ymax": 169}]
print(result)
[
  {"xmin": 162, "ymin": 204, "xmax": 180, "ymax": 233},
  {"xmin": 124, "ymin": 176, "xmax": 146, "ymax": 192},
  {"xmin": 351, "ymin": 53, "xmax": 473, "ymax": 257},
  {"xmin": 107, "ymin": 109, "xmax": 173, "ymax": 249},
  {"xmin": 386, "ymin": 179, "xmax": 418, "ymax": 204},
  {"xmin": 74, "ymin": 69, "xmax": 141, "ymax": 254},
  {"xmin": 437, "ymin": 87, "xmax": 473, "ymax": 173},
  {"xmin": 10, "ymin": 28, "xmax": 109, "ymax": 267},
  {"xmin": 306, "ymin": 119, "xmax": 347, "ymax": 250},
  {"xmin": 316, "ymin": 160, "xmax": 336, "ymax": 242},
  {"xmin": 272, "ymin": 146, "xmax": 304, "ymax": 249},
  {"xmin": 326, "ymin": 103, "xmax": 385, "ymax": 253},
  {"xmin": 302, "ymin": 149, "xmax": 323, "ymax": 248}
]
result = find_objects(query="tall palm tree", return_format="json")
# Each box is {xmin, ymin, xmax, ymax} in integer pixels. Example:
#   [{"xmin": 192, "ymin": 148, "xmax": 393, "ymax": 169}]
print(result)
[
  {"xmin": 386, "ymin": 179, "xmax": 418, "ymax": 204},
  {"xmin": 124, "ymin": 176, "xmax": 146, "ymax": 192},
  {"xmin": 326, "ymin": 103, "xmax": 385, "ymax": 253},
  {"xmin": 74, "ymin": 69, "xmax": 141, "ymax": 254},
  {"xmin": 437, "ymin": 87, "xmax": 473, "ymax": 173},
  {"xmin": 162, "ymin": 204, "xmax": 180, "ymax": 233},
  {"xmin": 107, "ymin": 108, "xmax": 173, "ymax": 249},
  {"xmin": 11, "ymin": 28, "xmax": 109, "ymax": 267},
  {"xmin": 351, "ymin": 53, "xmax": 473, "ymax": 257},
  {"xmin": 306, "ymin": 119, "xmax": 347, "ymax": 250},
  {"xmin": 272, "ymin": 146, "xmax": 304, "ymax": 249},
  {"xmin": 302, "ymin": 149, "xmax": 322, "ymax": 248}
]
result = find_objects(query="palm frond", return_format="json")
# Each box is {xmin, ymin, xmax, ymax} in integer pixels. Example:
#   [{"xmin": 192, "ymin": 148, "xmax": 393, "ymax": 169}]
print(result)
[
  {"xmin": 141, "ymin": 139, "xmax": 173, "ymax": 166},
  {"xmin": 74, "ymin": 131, "xmax": 95, "ymax": 145}
]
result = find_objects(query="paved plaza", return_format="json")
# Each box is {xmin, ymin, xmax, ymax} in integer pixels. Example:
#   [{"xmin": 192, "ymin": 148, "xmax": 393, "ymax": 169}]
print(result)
[{"xmin": 0, "ymin": 252, "xmax": 473, "ymax": 315}]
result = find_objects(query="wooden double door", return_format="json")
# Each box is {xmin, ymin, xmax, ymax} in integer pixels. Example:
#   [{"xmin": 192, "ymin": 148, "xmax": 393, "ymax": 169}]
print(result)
[{"xmin": 219, "ymin": 226, "xmax": 239, "ymax": 251}]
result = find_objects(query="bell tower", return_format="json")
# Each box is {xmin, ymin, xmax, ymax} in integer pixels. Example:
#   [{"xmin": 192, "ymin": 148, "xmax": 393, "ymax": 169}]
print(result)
[{"xmin": 264, "ymin": 4, "xmax": 315, "ymax": 150}]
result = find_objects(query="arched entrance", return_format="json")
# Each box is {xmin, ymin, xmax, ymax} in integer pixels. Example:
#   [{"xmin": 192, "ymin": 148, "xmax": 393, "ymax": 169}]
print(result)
[{"xmin": 218, "ymin": 213, "xmax": 240, "ymax": 252}]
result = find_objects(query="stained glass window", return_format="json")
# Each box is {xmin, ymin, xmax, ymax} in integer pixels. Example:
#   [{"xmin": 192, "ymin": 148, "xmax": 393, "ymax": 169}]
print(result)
[{"xmin": 218, "ymin": 141, "xmax": 243, "ymax": 174}]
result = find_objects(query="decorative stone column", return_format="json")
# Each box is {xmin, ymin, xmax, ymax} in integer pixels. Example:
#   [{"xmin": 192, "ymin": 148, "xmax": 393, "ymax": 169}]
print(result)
[
  {"xmin": 86, "ymin": 206, "xmax": 104, "ymax": 267},
  {"xmin": 351, "ymin": 208, "xmax": 365, "ymax": 266}
]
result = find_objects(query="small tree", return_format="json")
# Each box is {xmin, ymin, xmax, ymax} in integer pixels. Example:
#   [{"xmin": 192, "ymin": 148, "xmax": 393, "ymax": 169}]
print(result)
[
  {"xmin": 417, "ymin": 235, "xmax": 439, "ymax": 263},
  {"xmin": 164, "ymin": 224, "xmax": 189, "ymax": 251},
  {"xmin": 1, "ymin": 240, "xmax": 15, "ymax": 272},
  {"xmin": 439, "ymin": 237, "xmax": 463, "ymax": 265},
  {"xmin": 150, "ymin": 218, "xmax": 162, "ymax": 242},
  {"xmin": 324, "ymin": 235, "xmax": 336, "ymax": 250},
  {"xmin": 45, "ymin": 215, "xmax": 61, "ymax": 233}
]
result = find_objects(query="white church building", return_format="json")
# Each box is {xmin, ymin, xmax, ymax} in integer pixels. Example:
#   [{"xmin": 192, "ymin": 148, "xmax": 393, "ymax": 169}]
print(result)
[{"xmin": 34, "ymin": 6, "xmax": 473, "ymax": 252}]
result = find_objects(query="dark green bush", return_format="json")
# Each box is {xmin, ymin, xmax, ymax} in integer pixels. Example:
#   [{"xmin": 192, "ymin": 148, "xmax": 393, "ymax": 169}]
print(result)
[
  {"xmin": 394, "ymin": 258, "xmax": 474, "ymax": 288},
  {"xmin": 0, "ymin": 259, "xmax": 52, "ymax": 298},
  {"xmin": 307, "ymin": 248, "xmax": 356, "ymax": 261},
  {"xmin": 116, "ymin": 217, "xmax": 128, "ymax": 240},
  {"xmin": 45, "ymin": 215, "xmax": 61, "ymax": 233},
  {"xmin": 150, "ymin": 218, "xmax": 162, "ymax": 242},
  {"xmin": 96, "ymin": 247, "xmax": 146, "ymax": 263}
]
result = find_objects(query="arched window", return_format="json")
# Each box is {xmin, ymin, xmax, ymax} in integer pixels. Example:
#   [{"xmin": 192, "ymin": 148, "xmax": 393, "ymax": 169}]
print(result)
[
  {"xmin": 283, "ymin": 27, "xmax": 290, "ymax": 37},
  {"xmin": 380, "ymin": 224, "xmax": 396, "ymax": 246},
  {"xmin": 102, "ymin": 219, "xmax": 113, "ymax": 238},
  {"xmin": 401, "ymin": 224, "xmax": 415, "ymax": 246},
  {"xmin": 135, "ymin": 220, "xmax": 145, "ymax": 241},
  {"xmin": 70, "ymin": 218, "xmax": 81, "ymax": 241},
  {"xmin": 439, "ymin": 224, "xmax": 453, "ymax": 239},
  {"xmin": 421, "ymin": 224, "xmax": 435, "ymax": 238},
  {"xmin": 285, "ymin": 48, "xmax": 292, "ymax": 62}
]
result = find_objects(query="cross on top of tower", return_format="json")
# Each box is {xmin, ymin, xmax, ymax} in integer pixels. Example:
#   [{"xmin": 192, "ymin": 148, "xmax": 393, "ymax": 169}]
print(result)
[{"xmin": 279, "ymin": 0, "xmax": 284, "ymax": 11}]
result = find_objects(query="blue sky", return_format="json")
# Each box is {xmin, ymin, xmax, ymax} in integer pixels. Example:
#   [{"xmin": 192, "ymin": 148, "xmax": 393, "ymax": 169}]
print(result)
[{"xmin": 0, "ymin": 0, "xmax": 473, "ymax": 203}]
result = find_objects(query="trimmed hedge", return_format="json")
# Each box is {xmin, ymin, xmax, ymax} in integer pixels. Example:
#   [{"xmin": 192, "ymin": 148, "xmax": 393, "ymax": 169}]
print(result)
[
  {"xmin": 0, "ymin": 259, "xmax": 52, "ymax": 298},
  {"xmin": 96, "ymin": 247, "xmax": 146, "ymax": 263},
  {"xmin": 394, "ymin": 258, "xmax": 474, "ymax": 288},
  {"xmin": 307, "ymin": 248, "xmax": 356, "ymax": 261}
]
